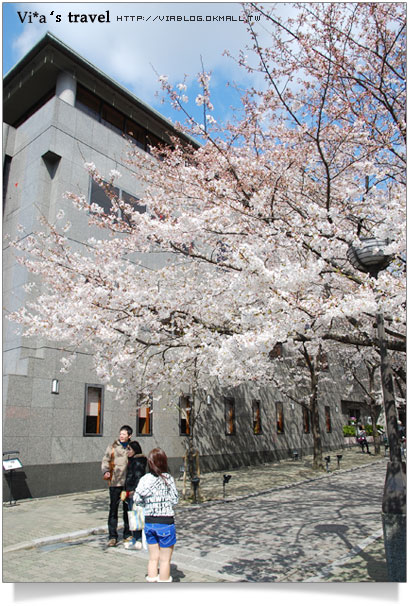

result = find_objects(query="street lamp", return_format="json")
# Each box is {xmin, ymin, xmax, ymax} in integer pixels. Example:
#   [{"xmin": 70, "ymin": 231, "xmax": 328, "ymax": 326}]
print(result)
[{"xmin": 347, "ymin": 237, "xmax": 406, "ymax": 582}]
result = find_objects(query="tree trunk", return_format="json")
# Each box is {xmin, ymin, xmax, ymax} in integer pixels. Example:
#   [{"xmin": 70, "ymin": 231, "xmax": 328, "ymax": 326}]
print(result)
[
  {"xmin": 311, "ymin": 389, "xmax": 324, "ymax": 470},
  {"xmin": 370, "ymin": 403, "xmax": 381, "ymax": 455},
  {"xmin": 303, "ymin": 345, "xmax": 324, "ymax": 470}
]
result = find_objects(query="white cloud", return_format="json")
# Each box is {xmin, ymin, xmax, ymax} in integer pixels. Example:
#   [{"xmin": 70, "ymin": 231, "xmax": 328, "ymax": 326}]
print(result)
[{"xmin": 9, "ymin": 2, "xmax": 262, "ymax": 105}]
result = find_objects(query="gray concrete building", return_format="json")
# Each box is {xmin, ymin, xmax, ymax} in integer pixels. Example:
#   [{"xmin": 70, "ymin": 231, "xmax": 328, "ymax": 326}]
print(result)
[{"xmin": 3, "ymin": 34, "xmax": 377, "ymax": 500}]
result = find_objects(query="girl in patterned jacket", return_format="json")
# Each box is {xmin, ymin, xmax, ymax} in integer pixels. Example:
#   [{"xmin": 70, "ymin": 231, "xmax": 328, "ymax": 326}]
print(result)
[{"xmin": 134, "ymin": 448, "xmax": 179, "ymax": 582}]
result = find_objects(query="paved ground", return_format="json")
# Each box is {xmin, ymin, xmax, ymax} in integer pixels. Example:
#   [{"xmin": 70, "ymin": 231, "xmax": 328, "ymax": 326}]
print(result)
[{"xmin": 2, "ymin": 448, "xmax": 395, "ymax": 584}]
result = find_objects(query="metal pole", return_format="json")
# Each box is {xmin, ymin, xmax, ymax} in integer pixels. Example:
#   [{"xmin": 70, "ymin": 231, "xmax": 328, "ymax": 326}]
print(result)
[
  {"xmin": 376, "ymin": 310, "xmax": 406, "ymax": 582},
  {"xmin": 376, "ymin": 312, "xmax": 403, "ymax": 468}
]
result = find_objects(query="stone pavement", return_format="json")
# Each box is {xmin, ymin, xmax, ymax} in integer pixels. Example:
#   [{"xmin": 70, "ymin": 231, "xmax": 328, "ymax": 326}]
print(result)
[{"xmin": 2, "ymin": 447, "xmax": 393, "ymax": 583}]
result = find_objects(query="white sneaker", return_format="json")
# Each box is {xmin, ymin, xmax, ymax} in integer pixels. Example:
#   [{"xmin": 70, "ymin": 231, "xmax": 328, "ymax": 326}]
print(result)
[
  {"xmin": 125, "ymin": 539, "xmax": 142, "ymax": 550},
  {"xmin": 125, "ymin": 538, "xmax": 136, "ymax": 550}
]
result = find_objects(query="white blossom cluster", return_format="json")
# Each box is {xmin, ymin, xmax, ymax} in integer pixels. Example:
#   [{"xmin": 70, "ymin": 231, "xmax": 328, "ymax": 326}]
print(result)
[{"xmin": 8, "ymin": 3, "xmax": 405, "ymax": 407}]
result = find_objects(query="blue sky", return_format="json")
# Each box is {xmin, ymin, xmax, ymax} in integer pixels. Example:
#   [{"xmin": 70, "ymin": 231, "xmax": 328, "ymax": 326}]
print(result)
[{"xmin": 2, "ymin": 1, "xmax": 274, "ymax": 128}]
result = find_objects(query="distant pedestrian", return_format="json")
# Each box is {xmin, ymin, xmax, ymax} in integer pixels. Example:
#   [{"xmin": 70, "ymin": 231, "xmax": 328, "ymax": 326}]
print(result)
[
  {"xmin": 357, "ymin": 425, "xmax": 370, "ymax": 454},
  {"xmin": 101, "ymin": 425, "xmax": 133, "ymax": 547},
  {"xmin": 398, "ymin": 420, "xmax": 406, "ymax": 457},
  {"xmin": 120, "ymin": 441, "xmax": 147, "ymax": 550},
  {"xmin": 134, "ymin": 448, "xmax": 179, "ymax": 582}
]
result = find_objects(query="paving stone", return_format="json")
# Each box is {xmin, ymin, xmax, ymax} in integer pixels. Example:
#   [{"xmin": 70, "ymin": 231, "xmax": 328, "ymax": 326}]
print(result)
[{"xmin": 2, "ymin": 449, "xmax": 393, "ymax": 583}]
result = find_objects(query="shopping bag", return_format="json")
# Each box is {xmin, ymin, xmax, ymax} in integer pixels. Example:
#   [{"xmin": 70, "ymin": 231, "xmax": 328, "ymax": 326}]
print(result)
[{"xmin": 128, "ymin": 505, "xmax": 145, "ymax": 531}]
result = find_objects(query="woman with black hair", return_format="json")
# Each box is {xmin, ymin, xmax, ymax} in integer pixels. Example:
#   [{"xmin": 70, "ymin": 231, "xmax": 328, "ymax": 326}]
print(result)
[
  {"xmin": 120, "ymin": 440, "xmax": 147, "ymax": 550},
  {"xmin": 133, "ymin": 448, "xmax": 179, "ymax": 582}
]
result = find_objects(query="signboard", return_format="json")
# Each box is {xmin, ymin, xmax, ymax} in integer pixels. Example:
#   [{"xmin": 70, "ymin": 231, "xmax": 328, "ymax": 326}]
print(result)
[{"xmin": 3, "ymin": 458, "xmax": 23, "ymax": 471}]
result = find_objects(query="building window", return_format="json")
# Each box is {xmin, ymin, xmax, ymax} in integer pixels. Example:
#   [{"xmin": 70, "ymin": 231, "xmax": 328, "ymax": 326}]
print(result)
[
  {"xmin": 75, "ymin": 84, "xmax": 167, "ymax": 154},
  {"xmin": 325, "ymin": 406, "xmax": 332, "ymax": 433},
  {"xmin": 125, "ymin": 118, "xmax": 147, "ymax": 150},
  {"xmin": 101, "ymin": 103, "xmax": 124, "ymax": 136},
  {"xmin": 84, "ymin": 384, "xmax": 103, "ymax": 436},
  {"xmin": 303, "ymin": 407, "xmax": 311, "ymax": 433},
  {"xmin": 341, "ymin": 400, "xmax": 365, "ymax": 425},
  {"xmin": 122, "ymin": 190, "xmax": 147, "ymax": 214},
  {"xmin": 348, "ymin": 408, "xmax": 361, "ymax": 424},
  {"xmin": 76, "ymin": 85, "xmax": 101, "ymax": 120},
  {"xmin": 137, "ymin": 395, "xmax": 153, "ymax": 436},
  {"xmin": 224, "ymin": 397, "xmax": 236, "ymax": 435},
  {"xmin": 276, "ymin": 402, "xmax": 284, "ymax": 434},
  {"xmin": 252, "ymin": 400, "xmax": 262, "ymax": 434},
  {"xmin": 89, "ymin": 179, "xmax": 145, "ymax": 217},
  {"xmin": 179, "ymin": 395, "xmax": 192, "ymax": 435}
]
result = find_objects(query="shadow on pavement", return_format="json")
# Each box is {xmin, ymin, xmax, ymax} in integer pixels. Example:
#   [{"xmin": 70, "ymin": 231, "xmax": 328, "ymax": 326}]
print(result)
[{"xmin": 170, "ymin": 563, "xmax": 185, "ymax": 582}]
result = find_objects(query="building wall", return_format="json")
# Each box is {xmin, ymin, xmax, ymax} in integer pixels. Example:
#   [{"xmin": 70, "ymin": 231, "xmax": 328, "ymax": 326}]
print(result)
[
  {"xmin": 3, "ymin": 64, "xmax": 371, "ymax": 501},
  {"xmin": 2, "ymin": 89, "xmax": 191, "ymax": 499}
]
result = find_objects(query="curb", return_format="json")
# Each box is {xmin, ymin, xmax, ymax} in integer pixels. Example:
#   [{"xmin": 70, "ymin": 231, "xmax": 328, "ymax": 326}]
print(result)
[
  {"xmin": 179, "ymin": 458, "xmax": 386, "ymax": 509},
  {"xmin": 3, "ymin": 525, "xmax": 107, "ymax": 554}
]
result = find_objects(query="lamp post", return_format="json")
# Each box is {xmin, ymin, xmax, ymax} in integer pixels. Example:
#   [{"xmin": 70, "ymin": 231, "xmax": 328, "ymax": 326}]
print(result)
[{"xmin": 347, "ymin": 237, "xmax": 406, "ymax": 582}]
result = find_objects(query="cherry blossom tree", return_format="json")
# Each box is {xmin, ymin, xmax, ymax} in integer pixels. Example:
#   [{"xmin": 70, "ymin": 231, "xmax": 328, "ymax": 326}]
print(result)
[{"xmin": 8, "ymin": 3, "xmax": 405, "ymax": 471}]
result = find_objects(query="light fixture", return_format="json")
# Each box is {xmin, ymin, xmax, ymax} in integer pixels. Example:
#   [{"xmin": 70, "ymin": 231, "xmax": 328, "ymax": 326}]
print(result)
[
  {"xmin": 347, "ymin": 237, "xmax": 393, "ymax": 277},
  {"xmin": 51, "ymin": 379, "xmax": 59, "ymax": 394}
]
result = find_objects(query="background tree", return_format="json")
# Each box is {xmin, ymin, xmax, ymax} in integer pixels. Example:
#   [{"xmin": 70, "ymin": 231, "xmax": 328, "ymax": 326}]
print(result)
[{"xmin": 8, "ymin": 3, "xmax": 405, "ymax": 471}]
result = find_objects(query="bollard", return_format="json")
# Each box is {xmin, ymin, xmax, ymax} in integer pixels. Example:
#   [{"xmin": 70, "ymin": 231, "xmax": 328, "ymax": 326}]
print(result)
[
  {"xmin": 223, "ymin": 474, "xmax": 232, "ymax": 498},
  {"xmin": 191, "ymin": 476, "xmax": 200, "ymax": 503}
]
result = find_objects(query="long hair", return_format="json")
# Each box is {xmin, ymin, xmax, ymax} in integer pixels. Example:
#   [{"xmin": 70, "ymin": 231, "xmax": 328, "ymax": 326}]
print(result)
[{"xmin": 147, "ymin": 448, "xmax": 169, "ymax": 482}]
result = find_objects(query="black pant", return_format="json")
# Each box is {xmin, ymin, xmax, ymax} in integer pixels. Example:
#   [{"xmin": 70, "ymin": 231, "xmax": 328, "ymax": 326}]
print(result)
[
  {"xmin": 360, "ymin": 439, "xmax": 370, "ymax": 453},
  {"xmin": 108, "ymin": 486, "xmax": 130, "ymax": 540}
]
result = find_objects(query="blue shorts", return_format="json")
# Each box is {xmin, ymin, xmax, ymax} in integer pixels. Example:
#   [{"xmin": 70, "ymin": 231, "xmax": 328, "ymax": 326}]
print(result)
[{"xmin": 144, "ymin": 523, "xmax": 176, "ymax": 548}]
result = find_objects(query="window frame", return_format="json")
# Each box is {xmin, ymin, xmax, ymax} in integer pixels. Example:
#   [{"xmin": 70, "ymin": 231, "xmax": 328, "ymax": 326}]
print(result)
[
  {"xmin": 137, "ymin": 395, "xmax": 153, "ymax": 436},
  {"xmin": 83, "ymin": 383, "xmax": 104, "ymax": 437},
  {"xmin": 303, "ymin": 407, "xmax": 311, "ymax": 433},
  {"xmin": 252, "ymin": 399, "xmax": 262, "ymax": 435},
  {"xmin": 179, "ymin": 395, "xmax": 193, "ymax": 436},
  {"xmin": 89, "ymin": 178, "xmax": 143, "ymax": 218},
  {"xmin": 224, "ymin": 397, "xmax": 236, "ymax": 436},
  {"xmin": 276, "ymin": 402, "xmax": 285, "ymax": 434},
  {"xmin": 325, "ymin": 405, "xmax": 332, "ymax": 433}
]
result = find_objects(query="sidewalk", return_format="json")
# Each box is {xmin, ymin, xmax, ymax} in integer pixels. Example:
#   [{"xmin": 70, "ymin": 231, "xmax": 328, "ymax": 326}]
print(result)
[{"xmin": 2, "ymin": 447, "xmax": 390, "ymax": 582}]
